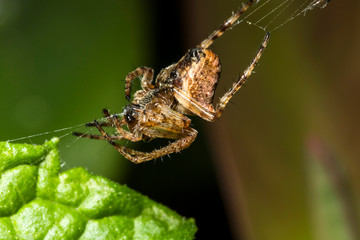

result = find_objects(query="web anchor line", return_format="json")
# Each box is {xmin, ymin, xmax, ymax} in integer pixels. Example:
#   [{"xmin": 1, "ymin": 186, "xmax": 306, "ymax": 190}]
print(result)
[
  {"xmin": 4, "ymin": 117, "xmax": 110, "ymax": 143},
  {"xmin": 245, "ymin": 0, "xmax": 330, "ymax": 34}
]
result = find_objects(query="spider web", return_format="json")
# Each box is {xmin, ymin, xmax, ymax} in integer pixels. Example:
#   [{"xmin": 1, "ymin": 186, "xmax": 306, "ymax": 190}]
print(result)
[
  {"xmin": 3, "ymin": 0, "xmax": 330, "ymax": 147},
  {"xmin": 5, "ymin": 121, "xmax": 99, "ymax": 146},
  {"xmin": 240, "ymin": 0, "xmax": 330, "ymax": 33}
]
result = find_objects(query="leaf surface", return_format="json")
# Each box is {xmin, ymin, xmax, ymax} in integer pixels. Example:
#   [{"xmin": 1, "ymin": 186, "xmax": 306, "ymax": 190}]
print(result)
[{"xmin": 0, "ymin": 138, "xmax": 197, "ymax": 239}]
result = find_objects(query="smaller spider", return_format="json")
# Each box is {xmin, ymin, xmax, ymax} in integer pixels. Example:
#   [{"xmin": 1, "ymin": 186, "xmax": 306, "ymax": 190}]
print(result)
[{"xmin": 73, "ymin": 0, "xmax": 270, "ymax": 163}]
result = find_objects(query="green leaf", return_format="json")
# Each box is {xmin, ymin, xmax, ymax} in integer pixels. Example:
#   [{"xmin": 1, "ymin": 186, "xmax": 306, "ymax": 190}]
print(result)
[{"xmin": 0, "ymin": 138, "xmax": 197, "ymax": 239}]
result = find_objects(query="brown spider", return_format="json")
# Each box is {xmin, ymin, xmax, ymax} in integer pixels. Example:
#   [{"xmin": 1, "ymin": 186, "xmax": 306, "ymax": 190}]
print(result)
[{"xmin": 73, "ymin": 0, "xmax": 270, "ymax": 163}]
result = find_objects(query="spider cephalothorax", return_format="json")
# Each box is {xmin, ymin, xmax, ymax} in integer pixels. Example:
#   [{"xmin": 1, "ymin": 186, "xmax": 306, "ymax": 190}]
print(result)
[{"xmin": 73, "ymin": 0, "xmax": 270, "ymax": 163}]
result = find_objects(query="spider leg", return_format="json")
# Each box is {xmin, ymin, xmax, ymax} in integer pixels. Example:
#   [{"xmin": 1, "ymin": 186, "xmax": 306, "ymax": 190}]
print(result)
[
  {"xmin": 73, "ymin": 108, "xmax": 142, "ymax": 142},
  {"xmin": 214, "ymin": 32, "xmax": 270, "ymax": 118},
  {"xmin": 93, "ymin": 103, "xmax": 197, "ymax": 163},
  {"xmin": 72, "ymin": 132, "xmax": 129, "ymax": 141},
  {"xmin": 96, "ymin": 122, "xmax": 198, "ymax": 164},
  {"xmin": 125, "ymin": 67, "xmax": 154, "ymax": 101},
  {"xmin": 198, "ymin": 0, "xmax": 256, "ymax": 49},
  {"xmin": 120, "ymin": 127, "xmax": 197, "ymax": 164}
]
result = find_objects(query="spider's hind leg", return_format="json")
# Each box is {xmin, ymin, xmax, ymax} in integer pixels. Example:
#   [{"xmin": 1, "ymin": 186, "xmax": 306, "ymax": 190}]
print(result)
[{"xmin": 213, "ymin": 32, "xmax": 270, "ymax": 119}]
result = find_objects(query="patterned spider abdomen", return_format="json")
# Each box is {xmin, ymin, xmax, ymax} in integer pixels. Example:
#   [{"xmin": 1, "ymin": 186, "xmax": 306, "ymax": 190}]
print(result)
[{"xmin": 173, "ymin": 48, "xmax": 221, "ymax": 115}]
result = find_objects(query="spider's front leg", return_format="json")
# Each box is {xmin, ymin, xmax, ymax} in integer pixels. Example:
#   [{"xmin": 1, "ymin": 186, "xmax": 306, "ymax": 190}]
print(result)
[
  {"xmin": 125, "ymin": 67, "xmax": 154, "ymax": 100},
  {"xmin": 73, "ymin": 108, "xmax": 142, "ymax": 142}
]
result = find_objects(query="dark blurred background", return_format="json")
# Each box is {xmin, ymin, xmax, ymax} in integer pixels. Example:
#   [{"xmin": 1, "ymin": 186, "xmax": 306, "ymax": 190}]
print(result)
[{"xmin": 0, "ymin": 0, "xmax": 359, "ymax": 239}]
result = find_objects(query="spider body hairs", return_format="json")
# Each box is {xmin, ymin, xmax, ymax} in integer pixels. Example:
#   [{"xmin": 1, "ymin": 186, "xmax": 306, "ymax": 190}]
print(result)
[{"xmin": 73, "ymin": 0, "xmax": 270, "ymax": 163}]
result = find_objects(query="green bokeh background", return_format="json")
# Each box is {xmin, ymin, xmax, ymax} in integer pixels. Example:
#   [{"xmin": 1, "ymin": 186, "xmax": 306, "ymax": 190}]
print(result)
[
  {"xmin": 1, "ymin": 0, "xmax": 359, "ymax": 239},
  {"xmin": 0, "ymin": 0, "xmax": 148, "ymax": 179}
]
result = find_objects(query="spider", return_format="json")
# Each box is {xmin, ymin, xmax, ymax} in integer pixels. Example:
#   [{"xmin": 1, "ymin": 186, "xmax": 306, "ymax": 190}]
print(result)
[{"xmin": 73, "ymin": 0, "xmax": 270, "ymax": 163}]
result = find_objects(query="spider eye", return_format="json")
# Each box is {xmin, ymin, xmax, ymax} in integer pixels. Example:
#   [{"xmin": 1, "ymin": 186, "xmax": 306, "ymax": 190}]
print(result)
[
  {"xmin": 186, "ymin": 48, "xmax": 204, "ymax": 63},
  {"xmin": 170, "ymin": 70, "xmax": 178, "ymax": 78}
]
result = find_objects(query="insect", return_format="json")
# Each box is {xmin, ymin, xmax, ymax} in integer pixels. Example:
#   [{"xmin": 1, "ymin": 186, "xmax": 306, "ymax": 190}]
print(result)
[{"xmin": 73, "ymin": 0, "xmax": 270, "ymax": 163}]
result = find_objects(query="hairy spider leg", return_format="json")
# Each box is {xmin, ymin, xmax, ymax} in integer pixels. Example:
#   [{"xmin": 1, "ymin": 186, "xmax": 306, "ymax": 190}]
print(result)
[
  {"xmin": 125, "ymin": 67, "xmax": 155, "ymax": 100},
  {"xmin": 73, "ymin": 132, "xmax": 123, "ymax": 141},
  {"xmin": 175, "ymin": 32, "xmax": 270, "ymax": 121},
  {"xmin": 93, "ymin": 105, "xmax": 198, "ymax": 163},
  {"xmin": 73, "ymin": 109, "xmax": 142, "ymax": 142},
  {"xmin": 198, "ymin": 0, "xmax": 256, "ymax": 49},
  {"xmin": 102, "ymin": 127, "xmax": 197, "ymax": 164},
  {"xmin": 214, "ymin": 32, "xmax": 270, "ymax": 118}
]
